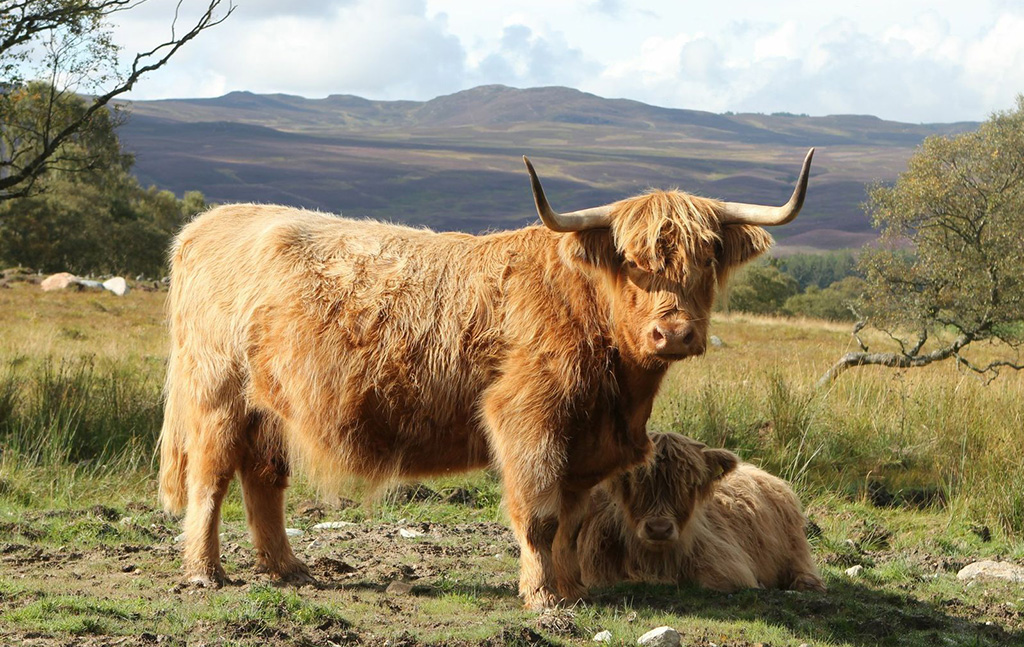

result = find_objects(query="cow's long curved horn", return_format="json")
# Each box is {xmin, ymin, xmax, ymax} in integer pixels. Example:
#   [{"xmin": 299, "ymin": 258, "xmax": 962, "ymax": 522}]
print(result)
[
  {"xmin": 719, "ymin": 148, "xmax": 815, "ymax": 227},
  {"xmin": 523, "ymin": 156, "xmax": 613, "ymax": 232}
]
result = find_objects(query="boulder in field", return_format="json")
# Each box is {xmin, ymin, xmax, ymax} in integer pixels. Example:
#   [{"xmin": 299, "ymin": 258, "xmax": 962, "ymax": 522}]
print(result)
[
  {"xmin": 637, "ymin": 627, "xmax": 680, "ymax": 647},
  {"xmin": 41, "ymin": 272, "xmax": 79, "ymax": 291},
  {"xmin": 957, "ymin": 560, "xmax": 1024, "ymax": 583},
  {"xmin": 103, "ymin": 276, "xmax": 129, "ymax": 296}
]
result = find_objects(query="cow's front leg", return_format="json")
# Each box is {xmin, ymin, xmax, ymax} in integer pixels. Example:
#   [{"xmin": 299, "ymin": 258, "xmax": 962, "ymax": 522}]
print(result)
[
  {"xmin": 505, "ymin": 492, "xmax": 561, "ymax": 610},
  {"xmin": 483, "ymin": 373, "xmax": 571, "ymax": 609},
  {"xmin": 551, "ymin": 489, "xmax": 587, "ymax": 603}
]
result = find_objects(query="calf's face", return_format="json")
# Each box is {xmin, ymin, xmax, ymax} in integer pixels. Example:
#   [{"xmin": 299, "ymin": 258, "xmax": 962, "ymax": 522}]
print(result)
[{"xmin": 605, "ymin": 432, "xmax": 738, "ymax": 548}]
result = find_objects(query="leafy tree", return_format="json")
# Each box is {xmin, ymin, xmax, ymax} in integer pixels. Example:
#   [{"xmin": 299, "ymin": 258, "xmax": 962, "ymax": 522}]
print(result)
[
  {"xmin": 783, "ymin": 276, "xmax": 865, "ymax": 322},
  {"xmin": 723, "ymin": 262, "xmax": 800, "ymax": 315},
  {"xmin": 820, "ymin": 97, "xmax": 1024, "ymax": 385},
  {"xmin": 0, "ymin": 88, "xmax": 205, "ymax": 276},
  {"xmin": 773, "ymin": 250, "xmax": 859, "ymax": 290},
  {"xmin": 1, "ymin": 0, "xmax": 232, "ymax": 201}
]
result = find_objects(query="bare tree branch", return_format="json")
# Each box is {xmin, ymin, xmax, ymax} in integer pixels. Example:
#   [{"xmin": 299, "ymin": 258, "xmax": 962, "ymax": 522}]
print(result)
[
  {"xmin": 1, "ymin": 0, "xmax": 233, "ymax": 201},
  {"xmin": 817, "ymin": 334, "xmax": 973, "ymax": 388}
]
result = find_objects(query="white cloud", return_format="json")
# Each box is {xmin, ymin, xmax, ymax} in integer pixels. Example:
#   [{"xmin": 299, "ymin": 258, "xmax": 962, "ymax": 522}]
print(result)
[
  {"xmin": 961, "ymin": 13, "xmax": 1024, "ymax": 117},
  {"xmin": 108, "ymin": 1, "xmax": 1024, "ymax": 122},
  {"xmin": 470, "ymin": 24, "xmax": 599, "ymax": 87}
]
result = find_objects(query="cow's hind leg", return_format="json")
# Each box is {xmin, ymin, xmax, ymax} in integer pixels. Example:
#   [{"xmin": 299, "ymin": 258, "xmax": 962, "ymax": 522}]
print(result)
[
  {"xmin": 181, "ymin": 399, "xmax": 244, "ymax": 587},
  {"xmin": 239, "ymin": 415, "xmax": 314, "ymax": 585}
]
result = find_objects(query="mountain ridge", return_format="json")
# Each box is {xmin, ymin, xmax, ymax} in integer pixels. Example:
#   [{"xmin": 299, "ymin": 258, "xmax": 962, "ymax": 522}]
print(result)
[{"xmin": 116, "ymin": 84, "xmax": 979, "ymax": 249}]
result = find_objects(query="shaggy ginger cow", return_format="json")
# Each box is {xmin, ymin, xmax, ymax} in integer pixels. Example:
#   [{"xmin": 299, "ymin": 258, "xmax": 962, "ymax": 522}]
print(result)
[
  {"xmin": 159, "ymin": 151, "xmax": 814, "ymax": 609},
  {"xmin": 578, "ymin": 432, "xmax": 825, "ymax": 593}
]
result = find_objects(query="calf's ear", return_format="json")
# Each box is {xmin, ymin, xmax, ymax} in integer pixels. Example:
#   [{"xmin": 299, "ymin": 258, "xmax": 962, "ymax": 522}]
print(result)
[{"xmin": 702, "ymin": 448, "xmax": 739, "ymax": 481}]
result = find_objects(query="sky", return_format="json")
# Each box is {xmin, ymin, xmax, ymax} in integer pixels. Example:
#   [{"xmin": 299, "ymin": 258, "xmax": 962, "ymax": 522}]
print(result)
[{"xmin": 108, "ymin": 0, "xmax": 1024, "ymax": 124}]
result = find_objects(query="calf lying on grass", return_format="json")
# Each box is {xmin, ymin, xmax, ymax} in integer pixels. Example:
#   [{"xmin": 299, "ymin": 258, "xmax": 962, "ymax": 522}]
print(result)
[{"xmin": 577, "ymin": 431, "xmax": 826, "ymax": 593}]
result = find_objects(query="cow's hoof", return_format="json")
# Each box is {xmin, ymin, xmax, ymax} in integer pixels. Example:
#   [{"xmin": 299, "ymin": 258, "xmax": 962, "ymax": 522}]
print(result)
[
  {"xmin": 258, "ymin": 558, "xmax": 318, "ymax": 587},
  {"xmin": 280, "ymin": 564, "xmax": 318, "ymax": 588},
  {"xmin": 792, "ymin": 573, "xmax": 827, "ymax": 593},
  {"xmin": 523, "ymin": 587, "xmax": 561, "ymax": 611},
  {"xmin": 555, "ymin": 581, "xmax": 587, "ymax": 606},
  {"xmin": 187, "ymin": 572, "xmax": 225, "ymax": 589}
]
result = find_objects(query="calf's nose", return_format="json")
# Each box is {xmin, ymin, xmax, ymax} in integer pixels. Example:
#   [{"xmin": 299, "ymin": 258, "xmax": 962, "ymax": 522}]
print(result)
[{"xmin": 642, "ymin": 518, "xmax": 674, "ymax": 541}]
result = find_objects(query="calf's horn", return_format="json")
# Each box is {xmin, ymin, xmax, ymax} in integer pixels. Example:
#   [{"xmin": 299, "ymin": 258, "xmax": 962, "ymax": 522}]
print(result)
[
  {"xmin": 523, "ymin": 156, "xmax": 614, "ymax": 232},
  {"xmin": 718, "ymin": 148, "xmax": 815, "ymax": 227}
]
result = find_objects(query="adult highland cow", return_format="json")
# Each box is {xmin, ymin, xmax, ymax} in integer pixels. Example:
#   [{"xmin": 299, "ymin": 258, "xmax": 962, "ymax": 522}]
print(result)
[{"xmin": 159, "ymin": 150, "xmax": 814, "ymax": 609}]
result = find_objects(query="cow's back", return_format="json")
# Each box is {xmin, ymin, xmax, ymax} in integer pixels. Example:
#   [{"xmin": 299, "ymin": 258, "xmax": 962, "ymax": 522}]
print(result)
[{"xmin": 167, "ymin": 204, "xmax": 568, "ymax": 485}]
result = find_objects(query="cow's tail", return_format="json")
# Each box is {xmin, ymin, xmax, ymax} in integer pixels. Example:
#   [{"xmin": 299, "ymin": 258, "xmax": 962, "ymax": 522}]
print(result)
[{"xmin": 158, "ymin": 348, "xmax": 190, "ymax": 514}]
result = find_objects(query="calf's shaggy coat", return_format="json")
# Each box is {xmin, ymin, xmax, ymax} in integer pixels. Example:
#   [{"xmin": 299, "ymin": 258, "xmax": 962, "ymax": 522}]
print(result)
[
  {"xmin": 158, "ymin": 153, "xmax": 812, "ymax": 609},
  {"xmin": 578, "ymin": 432, "xmax": 826, "ymax": 593}
]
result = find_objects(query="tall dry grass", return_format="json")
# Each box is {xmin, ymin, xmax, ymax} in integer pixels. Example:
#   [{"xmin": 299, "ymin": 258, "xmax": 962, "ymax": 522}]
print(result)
[
  {"xmin": 652, "ymin": 313, "xmax": 1024, "ymax": 533},
  {"xmin": 2, "ymin": 284, "xmax": 1023, "ymax": 533}
]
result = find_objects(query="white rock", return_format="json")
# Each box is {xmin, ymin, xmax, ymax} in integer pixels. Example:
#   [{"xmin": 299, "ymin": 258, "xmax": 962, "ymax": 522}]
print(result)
[
  {"xmin": 957, "ymin": 560, "xmax": 1024, "ymax": 583},
  {"xmin": 313, "ymin": 521, "xmax": 358, "ymax": 530},
  {"xmin": 102, "ymin": 276, "xmax": 129, "ymax": 296},
  {"xmin": 399, "ymin": 527, "xmax": 425, "ymax": 538},
  {"xmin": 285, "ymin": 528, "xmax": 304, "ymax": 537},
  {"xmin": 593, "ymin": 630, "xmax": 612, "ymax": 642},
  {"xmin": 845, "ymin": 565, "xmax": 864, "ymax": 577},
  {"xmin": 40, "ymin": 272, "xmax": 79, "ymax": 291},
  {"xmin": 637, "ymin": 626, "xmax": 680, "ymax": 647},
  {"xmin": 709, "ymin": 335, "xmax": 725, "ymax": 348}
]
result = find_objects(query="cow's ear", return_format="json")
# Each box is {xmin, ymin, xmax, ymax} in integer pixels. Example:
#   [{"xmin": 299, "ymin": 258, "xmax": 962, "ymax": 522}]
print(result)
[
  {"xmin": 715, "ymin": 225, "xmax": 773, "ymax": 287},
  {"xmin": 559, "ymin": 229, "xmax": 619, "ymax": 271},
  {"xmin": 702, "ymin": 448, "xmax": 739, "ymax": 482}
]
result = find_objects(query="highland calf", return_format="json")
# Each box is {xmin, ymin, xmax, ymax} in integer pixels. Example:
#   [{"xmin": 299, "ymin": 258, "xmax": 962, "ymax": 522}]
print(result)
[
  {"xmin": 158, "ymin": 151, "xmax": 814, "ymax": 609},
  {"xmin": 578, "ymin": 432, "xmax": 826, "ymax": 593}
]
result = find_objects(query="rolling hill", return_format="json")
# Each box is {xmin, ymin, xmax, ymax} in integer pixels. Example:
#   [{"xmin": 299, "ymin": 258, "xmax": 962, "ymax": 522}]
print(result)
[{"xmin": 117, "ymin": 85, "xmax": 978, "ymax": 250}]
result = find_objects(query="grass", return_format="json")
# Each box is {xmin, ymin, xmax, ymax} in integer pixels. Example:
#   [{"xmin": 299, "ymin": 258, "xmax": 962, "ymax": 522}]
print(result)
[{"xmin": 2, "ymin": 281, "xmax": 1024, "ymax": 646}]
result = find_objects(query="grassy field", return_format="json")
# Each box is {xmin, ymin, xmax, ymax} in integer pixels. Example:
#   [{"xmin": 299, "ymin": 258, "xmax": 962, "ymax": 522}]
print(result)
[{"xmin": 2, "ymin": 280, "xmax": 1024, "ymax": 646}]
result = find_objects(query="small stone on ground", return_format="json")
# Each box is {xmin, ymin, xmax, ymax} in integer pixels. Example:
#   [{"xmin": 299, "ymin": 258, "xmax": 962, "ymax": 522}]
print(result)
[
  {"xmin": 385, "ymin": 579, "xmax": 414, "ymax": 595},
  {"xmin": 637, "ymin": 626, "xmax": 680, "ymax": 647},
  {"xmin": 313, "ymin": 521, "xmax": 358, "ymax": 530},
  {"xmin": 957, "ymin": 560, "xmax": 1024, "ymax": 582}
]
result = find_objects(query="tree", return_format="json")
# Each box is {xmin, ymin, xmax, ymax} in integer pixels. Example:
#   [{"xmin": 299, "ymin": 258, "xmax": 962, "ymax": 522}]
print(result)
[
  {"xmin": 1, "ymin": 0, "xmax": 232, "ymax": 201},
  {"xmin": 784, "ymin": 276, "xmax": 865, "ymax": 322},
  {"xmin": 772, "ymin": 250, "xmax": 859, "ymax": 290},
  {"xmin": 723, "ymin": 262, "xmax": 800, "ymax": 315},
  {"xmin": 819, "ymin": 97, "xmax": 1024, "ymax": 386},
  {"xmin": 0, "ymin": 87, "xmax": 206, "ymax": 276}
]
